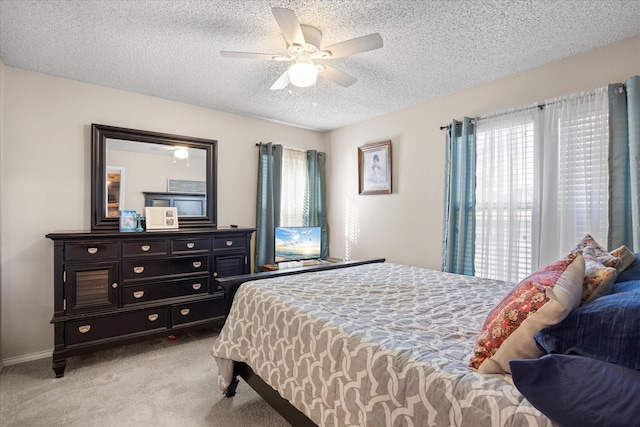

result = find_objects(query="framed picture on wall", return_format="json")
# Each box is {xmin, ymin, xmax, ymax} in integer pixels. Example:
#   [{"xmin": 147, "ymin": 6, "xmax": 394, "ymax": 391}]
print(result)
[
  {"xmin": 145, "ymin": 207, "xmax": 179, "ymax": 230},
  {"xmin": 358, "ymin": 140, "xmax": 392, "ymax": 195}
]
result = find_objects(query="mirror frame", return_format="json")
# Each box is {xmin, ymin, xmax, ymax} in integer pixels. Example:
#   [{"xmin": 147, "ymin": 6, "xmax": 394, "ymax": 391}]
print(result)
[{"xmin": 91, "ymin": 124, "xmax": 217, "ymax": 231}]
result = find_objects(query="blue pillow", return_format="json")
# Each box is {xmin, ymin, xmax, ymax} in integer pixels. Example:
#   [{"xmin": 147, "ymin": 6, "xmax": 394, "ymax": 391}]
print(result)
[
  {"xmin": 510, "ymin": 354, "xmax": 640, "ymax": 427},
  {"xmin": 615, "ymin": 252, "xmax": 640, "ymax": 282},
  {"xmin": 612, "ymin": 279, "xmax": 640, "ymax": 293},
  {"xmin": 533, "ymin": 286, "xmax": 640, "ymax": 370}
]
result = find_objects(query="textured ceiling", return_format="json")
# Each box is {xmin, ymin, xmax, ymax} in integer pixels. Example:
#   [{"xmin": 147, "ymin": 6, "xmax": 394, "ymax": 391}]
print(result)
[{"xmin": 1, "ymin": 0, "xmax": 639, "ymax": 132}]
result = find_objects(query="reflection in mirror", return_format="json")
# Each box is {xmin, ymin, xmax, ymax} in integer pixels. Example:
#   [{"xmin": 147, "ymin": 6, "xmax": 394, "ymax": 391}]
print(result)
[
  {"xmin": 105, "ymin": 139, "xmax": 207, "ymax": 217},
  {"xmin": 106, "ymin": 166, "xmax": 125, "ymax": 217},
  {"xmin": 91, "ymin": 124, "xmax": 217, "ymax": 231}
]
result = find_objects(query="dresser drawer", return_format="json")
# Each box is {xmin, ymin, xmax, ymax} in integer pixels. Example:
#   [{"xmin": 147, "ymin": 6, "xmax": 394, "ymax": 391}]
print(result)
[
  {"xmin": 65, "ymin": 242, "xmax": 118, "ymax": 261},
  {"xmin": 122, "ymin": 255, "xmax": 209, "ymax": 281},
  {"xmin": 171, "ymin": 297, "xmax": 225, "ymax": 326},
  {"xmin": 66, "ymin": 307, "xmax": 169, "ymax": 345},
  {"xmin": 123, "ymin": 276, "xmax": 210, "ymax": 305},
  {"xmin": 171, "ymin": 238, "xmax": 210, "ymax": 253},
  {"xmin": 213, "ymin": 235, "xmax": 246, "ymax": 250},
  {"xmin": 122, "ymin": 240, "xmax": 167, "ymax": 257}
]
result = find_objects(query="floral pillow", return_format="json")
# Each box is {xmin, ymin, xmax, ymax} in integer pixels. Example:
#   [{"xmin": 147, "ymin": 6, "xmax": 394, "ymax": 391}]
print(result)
[
  {"xmin": 610, "ymin": 245, "xmax": 635, "ymax": 273},
  {"xmin": 581, "ymin": 246, "xmax": 617, "ymax": 305},
  {"xmin": 469, "ymin": 251, "xmax": 584, "ymax": 374},
  {"xmin": 574, "ymin": 234, "xmax": 621, "ymax": 268}
]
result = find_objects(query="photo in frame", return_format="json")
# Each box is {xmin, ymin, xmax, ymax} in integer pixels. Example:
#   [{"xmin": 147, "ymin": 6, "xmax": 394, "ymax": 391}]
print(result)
[
  {"xmin": 119, "ymin": 210, "xmax": 138, "ymax": 232},
  {"xmin": 358, "ymin": 140, "xmax": 392, "ymax": 195},
  {"xmin": 144, "ymin": 207, "xmax": 179, "ymax": 230}
]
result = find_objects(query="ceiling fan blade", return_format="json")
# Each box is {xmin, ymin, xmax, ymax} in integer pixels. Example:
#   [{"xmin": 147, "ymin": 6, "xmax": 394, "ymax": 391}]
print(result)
[
  {"xmin": 270, "ymin": 70, "xmax": 290, "ymax": 90},
  {"xmin": 322, "ymin": 33, "xmax": 383, "ymax": 58},
  {"xmin": 220, "ymin": 51, "xmax": 279, "ymax": 60},
  {"xmin": 319, "ymin": 65, "xmax": 357, "ymax": 87},
  {"xmin": 272, "ymin": 7, "xmax": 305, "ymax": 46}
]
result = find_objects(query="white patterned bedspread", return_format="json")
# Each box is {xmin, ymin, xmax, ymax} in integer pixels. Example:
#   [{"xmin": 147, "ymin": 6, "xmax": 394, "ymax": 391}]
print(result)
[{"xmin": 211, "ymin": 263, "xmax": 554, "ymax": 427}]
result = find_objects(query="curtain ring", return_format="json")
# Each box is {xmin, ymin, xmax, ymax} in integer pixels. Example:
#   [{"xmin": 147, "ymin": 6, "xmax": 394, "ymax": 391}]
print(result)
[{"xmin": 616, "ymin": 86, "xmax": 626, "ymax": 95}]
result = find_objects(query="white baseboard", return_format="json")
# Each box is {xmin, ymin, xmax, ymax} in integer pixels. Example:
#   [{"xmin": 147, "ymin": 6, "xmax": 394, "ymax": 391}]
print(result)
[{"xmin": 3, "ymin": 349, "xmax": 51, "ymax": 366}]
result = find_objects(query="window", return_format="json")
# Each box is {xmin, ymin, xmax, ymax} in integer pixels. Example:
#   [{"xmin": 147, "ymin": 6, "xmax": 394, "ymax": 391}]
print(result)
[
  {"xmin": 280, "ymin": 148, "xmax": 308, "ymax": 226},
  {"xmin": 475, "ymin": 115, "xmax": 534, "ymax": 282},
  {"xmin": 474, "ymin": 88, "xmax": 609, "ymax": 282},
  {"xmin": 555, "ymin": 103, "xmax": 609, "ymax": 244}
]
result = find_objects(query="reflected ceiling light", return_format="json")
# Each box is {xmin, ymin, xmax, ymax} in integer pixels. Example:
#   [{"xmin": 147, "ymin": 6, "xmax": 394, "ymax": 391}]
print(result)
[
  {"xmin": 174, "ymin": 148, "xmax": 189, "ymax": 159},
  {"xmin": 288, "ymin": 58, "xmax": 318, "ymax": 88}
]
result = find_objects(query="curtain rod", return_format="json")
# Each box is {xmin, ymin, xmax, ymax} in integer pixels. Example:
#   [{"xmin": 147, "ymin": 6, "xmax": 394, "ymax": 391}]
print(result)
[
  {"xmin": 439, "ymin": 85, "xmax": 610, "ymax": 130},
  {"xmin": 439, "ymin": 104, "xmax": 546, "ymax": 131},
  {"xmin": 255, "ymin": 143, "xmax": 310, "ymax": 153}
]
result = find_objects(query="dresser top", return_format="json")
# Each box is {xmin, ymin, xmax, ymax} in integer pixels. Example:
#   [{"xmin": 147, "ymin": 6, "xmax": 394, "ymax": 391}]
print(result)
[{"xmin": 46, "ymin": 227, "xmax": 255, "ymax": 240}]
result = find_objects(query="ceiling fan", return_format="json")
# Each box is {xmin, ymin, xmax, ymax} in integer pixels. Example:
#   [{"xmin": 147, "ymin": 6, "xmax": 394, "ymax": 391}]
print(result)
[{"xmin": 220, "ymin": 7, "xmax": 383, "ymax": 90}]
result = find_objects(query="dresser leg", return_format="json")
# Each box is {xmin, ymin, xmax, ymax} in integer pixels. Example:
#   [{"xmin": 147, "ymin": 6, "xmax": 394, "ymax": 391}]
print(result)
[{"xmin": 52, "ymin": 359, "xmax": 66, "ymax": 378}]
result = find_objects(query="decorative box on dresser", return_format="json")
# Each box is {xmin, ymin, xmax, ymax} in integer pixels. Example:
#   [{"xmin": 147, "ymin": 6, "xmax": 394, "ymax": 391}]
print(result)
[{"xmin": 46, "ymin": 227, "xmax": 254, "ymax": 378}]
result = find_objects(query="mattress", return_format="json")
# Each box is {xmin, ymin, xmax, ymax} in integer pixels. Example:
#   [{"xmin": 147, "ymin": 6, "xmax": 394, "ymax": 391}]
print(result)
[{"xmin": 212, "ymin": 262, "xmax": 554, "ymax": 427}]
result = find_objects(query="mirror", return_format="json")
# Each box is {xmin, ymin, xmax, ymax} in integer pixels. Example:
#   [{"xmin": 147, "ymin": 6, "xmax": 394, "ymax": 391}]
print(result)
[{"xmin": 91, "ymin": 124, "xmax": 217, "ymax": 230}]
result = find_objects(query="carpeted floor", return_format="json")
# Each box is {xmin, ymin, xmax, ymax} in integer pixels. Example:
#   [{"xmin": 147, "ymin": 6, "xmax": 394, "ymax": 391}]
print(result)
[{"xmin": 0, "ymin": 329, "xmax": 290, "ymax": 427}]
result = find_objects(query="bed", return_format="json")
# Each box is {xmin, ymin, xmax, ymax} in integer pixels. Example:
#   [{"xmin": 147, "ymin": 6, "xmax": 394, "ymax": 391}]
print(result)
[
  {"xmin": 212, "ymin": 244, "xmax": 640, "ymax": 427},
  {"xmin": 211, "ymin": 262, "xmax": 554, "ymax": 426}
]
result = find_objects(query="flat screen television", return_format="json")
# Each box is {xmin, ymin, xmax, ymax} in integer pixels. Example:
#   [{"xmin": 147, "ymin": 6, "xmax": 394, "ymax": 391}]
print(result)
[{"xmin": 274, "ymin": 226, "xmax": 322, "ymax": 262}]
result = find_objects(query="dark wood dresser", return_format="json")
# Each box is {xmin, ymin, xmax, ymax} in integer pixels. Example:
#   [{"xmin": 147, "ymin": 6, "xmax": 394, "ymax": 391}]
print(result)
[{"xmin": 46, "ymin": 227, "xmax": 254, "ymax": 377}]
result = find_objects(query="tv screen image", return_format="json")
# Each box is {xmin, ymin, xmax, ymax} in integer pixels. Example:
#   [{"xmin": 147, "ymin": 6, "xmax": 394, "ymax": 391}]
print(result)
[{"xmin": 275, "ymin": 226, "xmax": 321, "ymax": 262}]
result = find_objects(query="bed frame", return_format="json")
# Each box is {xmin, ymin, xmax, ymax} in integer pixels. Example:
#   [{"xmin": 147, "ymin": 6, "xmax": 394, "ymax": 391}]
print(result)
[
  {"xmin": 229, "ymin": 362, "xmax": 317, "ymax": 426},
  {"xmin": 216, "ymin": 258, "xmax": 386, "ymax": 426}
]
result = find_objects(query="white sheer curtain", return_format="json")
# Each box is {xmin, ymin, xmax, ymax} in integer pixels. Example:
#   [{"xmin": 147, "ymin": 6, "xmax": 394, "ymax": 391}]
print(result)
[
  {"xmin": 475, "ymin": 109, "xmax": 535, "ymax": 283},
  {"xmin": 280, "ymin": 148, "xmax": 307, "ymax": 226},
  {"xmin": 475, "ymin": 87, "xmax": 609, "ymax": 282},
  {"xmin": 535, "ymin": 88, "xmax": 610, "ymax": 267}
]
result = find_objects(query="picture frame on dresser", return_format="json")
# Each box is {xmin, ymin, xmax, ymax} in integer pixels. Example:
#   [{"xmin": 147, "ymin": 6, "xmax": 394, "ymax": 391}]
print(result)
[
  {"xmin": 119, "ymin": 210, "xmax": 138, "ymax": 232},
  {"xmin": 145, "ymin": 206, "xmax": 179, "ymax": 230}
]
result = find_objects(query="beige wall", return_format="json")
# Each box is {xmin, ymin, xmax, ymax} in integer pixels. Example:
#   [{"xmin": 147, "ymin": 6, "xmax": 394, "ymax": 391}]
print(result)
[
  {"xmin": 0, "ymin": 69, "xmax": 324, "ymax": 362},
  {"xmin": 325, "ymin": 35, "xmax": 640, "ymax": 270}
]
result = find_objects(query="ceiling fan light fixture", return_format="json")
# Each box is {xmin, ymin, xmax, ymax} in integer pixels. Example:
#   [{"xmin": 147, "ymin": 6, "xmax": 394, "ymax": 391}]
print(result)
[
  {"xmin": 221, "ymin": 8, "xmax": 383, "ymax": 90},
  {"xmin": 174, "ymin": 147, "xmax": 189, "ymax": 159},
  {"xmin": 288, "ymin": 59, "xmax": 318, "ymax": 87}
]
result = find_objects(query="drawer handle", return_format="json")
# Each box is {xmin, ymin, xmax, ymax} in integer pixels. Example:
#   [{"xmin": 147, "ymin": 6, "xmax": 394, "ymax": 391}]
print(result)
[
  {"xmin": 78, "ymin": 325, "xmax": 91, "ymax": 334},
  {"xmin": 186, "ymin": 242, "xmax": 195, "ymax": 249},
  {"xmin": 87, "ymin": 247, "xmax": 98, "ymax": 254},
  {"xmin": 133, "ymin": 291, "xmax": 144, "ymax": 298},
  {"xmin": 141, "ymin": 245, "xmax": 150, "ymax": 252},
  {"xmin": 133, "ymin": 266, "xmax": 145, "ymax": 274},
  {"xmin": 192, "ymin": 261, "xmax": 202, "ymax": 268},
  {"xmin": 180, "ymin": 308, "xmax": 190, "ymax": 316},
  {"xmin": 226, "ymin": 240, "xmax": 233, "ymax": 246},
  {"xmin": 192, "ymin": 283, "xmax": 201, "ymax": 290},
  {"xmin": 148, "ymin": 314, "xmax": 159, "ymax": 322},
  {"xmin": 112, "ymin": 282, "xmax": 118, "ymax": 289}
]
